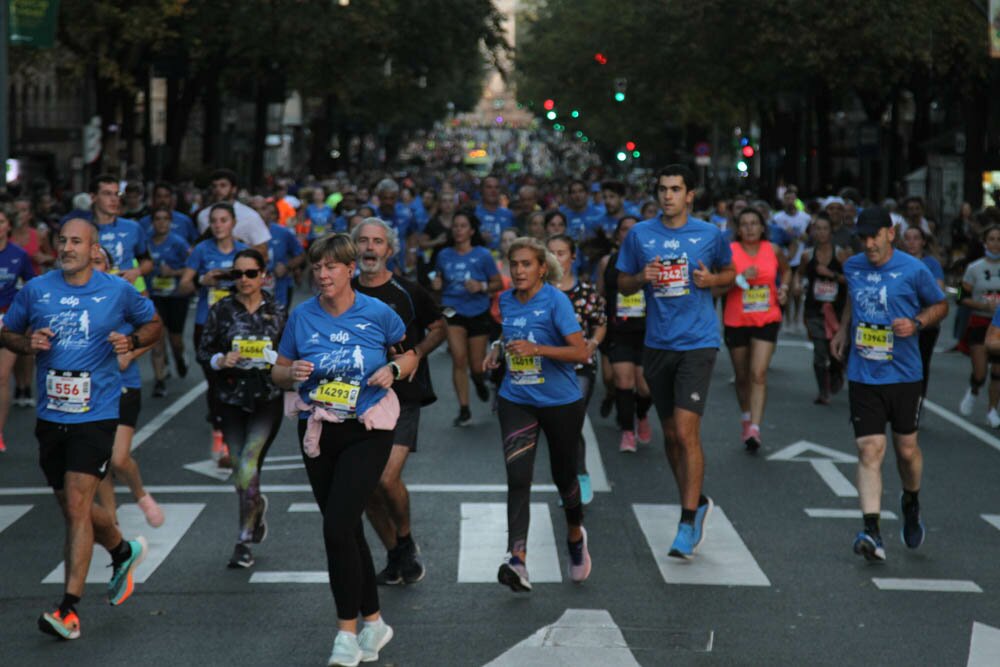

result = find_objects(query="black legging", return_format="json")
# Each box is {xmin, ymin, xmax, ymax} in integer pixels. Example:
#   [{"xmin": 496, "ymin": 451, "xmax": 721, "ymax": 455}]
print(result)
[
  {"xmin": 194, "ymin": 324, "xmax": 224, "ymax": 429},
  {"xmin": 806, "ymin": 316, "xmax": 843, "ymax": 397},
  {"xmin": 497, "ymin": 396, "xmax": 584, "ymax": 555},
  {"xmin": 298, "ymin": 419, "xmax": 393, "ymax": 621},
  {"xmin": 574, "ymin": 368, "xmax": 596, "ymax": 475},
  {"xmin": 918, "ymin": 327, "xmax": 940, "ymax": 397}
]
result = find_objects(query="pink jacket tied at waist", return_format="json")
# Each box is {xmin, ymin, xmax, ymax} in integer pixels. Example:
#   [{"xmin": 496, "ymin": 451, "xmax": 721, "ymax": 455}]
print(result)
[{"xmin": 285, "ymin": 389, "xmax": 400, "ymax": 458}]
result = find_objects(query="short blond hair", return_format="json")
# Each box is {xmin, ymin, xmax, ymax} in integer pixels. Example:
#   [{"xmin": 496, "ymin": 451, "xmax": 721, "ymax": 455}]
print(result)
[
  {"xmin": 507, "ymin": 236, "xmax": 562, "ymax": 284},
  {"xmin": 308, "ymin": 233, "xmax": 357, "ymax": 265}
]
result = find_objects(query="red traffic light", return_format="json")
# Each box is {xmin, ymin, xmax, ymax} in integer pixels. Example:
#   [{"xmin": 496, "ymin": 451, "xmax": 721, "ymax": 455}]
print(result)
[
  {"xmin": 594, "ymin": 53, "xmax": 607, "ymax": 65},
  {"xmin": 625, "ymin": 141, "xmax": 636, "ymax": 151},
  {"xmin": 543, "ymin": 99, "xmax": 555, "ymax": 111},
  {"xmin": 741, "ymin": 145, "xmax": 755, "ymax": 158}
]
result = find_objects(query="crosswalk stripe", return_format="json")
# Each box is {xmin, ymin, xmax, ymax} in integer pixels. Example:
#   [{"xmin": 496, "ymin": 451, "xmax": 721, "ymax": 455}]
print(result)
[
  {"xmin": 632, "ymin": 504, "xmax": 770, "ymax": 587},
  {"xmin": 250, "ymin": 571, "xmax": 328, "ymax": 584},
  {"xmin": 0, "ymin": 504, "xmax": 32, "ymax": 534},
  {"xmin": 981, "ymin": 514, "xmax": 1000, "ymax": 532},
  {"xmin": 458, "ymin": 502, "xmax": 562, "ymax": 583},
  {"xmin": 872, "ymin": 578, "xmax": 982, "ymax": 593},
  {"xmin": 582, "ymin": 416, "xmax": 610, "ymax": 492},
  {"xmin": 804, "ymin": 508, "xmax": 897, "ymax": 519},
  {"xmin": 42, "ymin": 503, "xmax": 206, "ymax": 584}
]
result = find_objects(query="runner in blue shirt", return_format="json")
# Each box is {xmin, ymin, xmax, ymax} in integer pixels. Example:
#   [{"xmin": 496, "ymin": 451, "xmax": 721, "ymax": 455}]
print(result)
[
  {"xmin": 484, "ymin": 236, "xmax": 592, "ymax": 592},
  {"xmin": 474, "ymin": 175, "xmax": 514, "ymax": 250},
  {"xmin": 559, "ymin": 179, "xmax": 601, "ymax": 241},
  {"xmin": 0, "ymin": 206, "xmax": 36, "ymax": 452},
  {"xmin": 268, "ymin": 220, "xmax": 305, "ymax": 308},
  {"xmin": 305, "ymin": 188, "xmax": 335, "ymax": 239},
  {"xmin": 431, "ymin": 210, "xmax": 502, "ymax": 426},
  {"xmin": 179, "ymin": 203, "xmax": 248, "ymax": 464},
  {"xmin": 594, "ymin": 180, "xmax": 632, "ymax": 238},
  {"xmin": 616, "ymin": 164, "xmax": 735, "ymax": 560},
  {"xmin": 831, "ymin": 208, "xmax": 947, "ymax": 563},
  {"xmin": 90, "ymin": 175, "xmax": 152, "ymax": 289},
  {"xmin": 0, "ymin": 217, "xmax": 161, "ymax": 640},
  {"xmin": 901, "ymin": 226, "xmax": 946, "ymax": 397},
  {"xmin": 147, "ymin": 206, "xmax": 193, "ymax": 397},
  {"xmin": 138, "ymin": 182, "xmax": 199, "ymax": 245},
  {"xmin": 272, "ymin": 233, "xmax": 417, "ymax": 666}
]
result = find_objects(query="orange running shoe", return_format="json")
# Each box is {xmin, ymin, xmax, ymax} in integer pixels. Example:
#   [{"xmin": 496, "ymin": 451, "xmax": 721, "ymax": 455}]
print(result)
[{"xmin": 38, "ymin": 607, "xmax": 81, "ymax": 640}]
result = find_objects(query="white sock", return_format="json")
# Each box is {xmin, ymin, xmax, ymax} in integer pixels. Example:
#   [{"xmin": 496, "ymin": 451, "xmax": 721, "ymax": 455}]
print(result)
[{"xmin": 741, "ymin": 412, "xmax": 751, "ymax": 422}]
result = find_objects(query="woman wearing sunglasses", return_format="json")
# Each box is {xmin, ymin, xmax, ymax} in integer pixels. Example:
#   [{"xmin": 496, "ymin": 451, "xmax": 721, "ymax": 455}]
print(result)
[{"xmin": 197, "ymin": 249, "xmax": 286, "ymax": 568}]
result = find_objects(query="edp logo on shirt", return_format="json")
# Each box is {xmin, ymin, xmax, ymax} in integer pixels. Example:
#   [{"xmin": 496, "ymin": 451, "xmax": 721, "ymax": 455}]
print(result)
[{"xmin": 329, "ymin": 331, "xmax": 350, "ymax": 344}]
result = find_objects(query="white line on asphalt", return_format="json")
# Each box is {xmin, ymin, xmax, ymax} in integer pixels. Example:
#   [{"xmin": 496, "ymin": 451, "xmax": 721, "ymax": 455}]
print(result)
[
  {"xmin": 922, "ymin": 399, "xmax": 1000, "ymax": 456},
  {"xmin": 131, "ymin": 381, "xmax": 207, "ymax": 451},
  {"xmin": 0, "ymin": 505, "xmax": 32, "ymax": 534},
  {"xmin": 632, "ymin": 503, "xmax": 770, "ymax": 587},
  {"xmin": 458, "ymin": 502, "xmax": 561, "ymax": 583},
  {"xmin": 43, "ymin": 503, "xmax": 206, "ymax": 584},
  {"xmin": 776, "ymin": 340, "xmax": 813, "ymax": 349},
  {"xmin": 582, "ymin": 415, "xmax": 610, "ymax": 492},
  {"xmin": 981, "ymin": 514, "xmax": 1000, "ymax": 532},
  {"xmin": 968, "ymin": 622, "xmax": 1000, "ymax": 667},
  {"xmin": 250, "ymin": 571, "xmax": 329, "ymax": 584},
  {"xmin": 809, "ymin": 460, "xmax": 858, "ymax": 497},
  {"xmin": 0, "ymin": 482, "xmax": 561, "ymax": 496},
  {"xmin": 804, "ymin": 508, "xmax": 897, "ymax": 519},
  {"xmin": 484, "ymin": 609, "xmax": 641, "ymax": 667},
  {"xmin": 872, "ymin": 578, "xmax": 983, "ymax": 593}
]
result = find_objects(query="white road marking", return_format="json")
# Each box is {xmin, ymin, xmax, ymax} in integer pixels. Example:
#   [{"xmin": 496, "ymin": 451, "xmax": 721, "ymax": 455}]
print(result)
[
  {"xmin": 582, "ymin": 416, "xmax": 610, "ymax": 492},
  {"xmin": 458, "ymin": 502, "xmax": 561, "ymax": 583},
  {"xmin": 182, "ymin": 459, "xmax": 232, "ymax": 481},
  {"xmin": 872, "ymin": 578, "xmax": 982, "ymax": 593},
  {"xmin": 43, "ymin": 503, "xmax": 205, "ymax": 584},
  {"xmin": 250, "ymin": 571, "xmax": 329, "ymax": 584},
  {"xmin": 767, "ymin": 440, "xmax": 858, "ymax": 463},
  {"xmin": 809, "ymin": 460, "xmax": 858, "ymax": 497},
  {"xmin": 632, "ymin": 504, "xmax": 770, "ymax": 587},
  {"xmin": 804, "ymin": 508, "xmax": 897, "ymax": 519},
  {"xmin": 483, "ymin": 609, "xmax": 641, "ymax": 666},
  {"xmin": 967, "ymin": 622, "xmax": 1000, "ymax": 667},
  {"xmin": 131, "ymin": 381, "xmax": 207, "ymax": 451},
  {"xmin": 0, "ymin": 505, "xmax": 32, "ymax": 533},
  {"xmin": 981, "ymin": 514, "xmax": 1000, "ymax": 532},
  {"xmin": 0, "ymin": 483, "xmax": 563, "ymax": 496},
  {"xmin": 923, "ymin": 399, "xmax": 1000, "ymax": 456}
]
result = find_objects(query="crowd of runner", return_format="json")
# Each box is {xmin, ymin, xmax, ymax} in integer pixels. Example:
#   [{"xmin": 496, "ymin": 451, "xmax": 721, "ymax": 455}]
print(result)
[{"xmin": 2, "ymin": 163, "xmax": 1000, "ymax": 665}]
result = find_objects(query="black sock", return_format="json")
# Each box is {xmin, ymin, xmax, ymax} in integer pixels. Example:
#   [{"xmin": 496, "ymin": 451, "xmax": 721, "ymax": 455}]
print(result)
[
  {"xmin": 110, "ymin": 539, "xmax": 132, "ymax": 566},
  {"xmin": 59, "ymin": 593, "xmax": 81, "ymax": 615},
  {"xmin": 680, "ymin": 508, "xmax": 696, "ymax": 524},
  {"xmin": 396, "ymin": 533, "xmax": 413, "ymax": 548},
  {"xmin": 471, "ymin": 373, "xmax": 486, "ymax": 388},
  {"xmin": 863, "ymin": 513, "xmax": 880, "ymax": 535},
  {"xmin": 636, "ymin": 394, "xmax": 652, "ymax": 419},
  {"xmin": 698, "ymin": 495, "xmax": 709, "ymax": 508},
  {"xmin": 458, "ymin": 405, "xmax": 470, "ymax": 417},
  {"xmin": 615, "ymin": 389, "xmax": 636, "ymax": 431},
  {"xmin": 902, "ymin": 489, "xmax": 920, "ymax": 509}
]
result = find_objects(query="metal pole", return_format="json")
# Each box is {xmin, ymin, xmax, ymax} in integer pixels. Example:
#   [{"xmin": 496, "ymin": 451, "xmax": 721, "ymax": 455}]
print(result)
[{"xmin": 1, "ymin": 0, "xmax": 10, "ymax": 185}]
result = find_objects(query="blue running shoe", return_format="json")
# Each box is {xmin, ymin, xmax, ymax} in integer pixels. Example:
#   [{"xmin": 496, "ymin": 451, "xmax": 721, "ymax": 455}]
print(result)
[
  {"xmin": 901, "ymin": 495, "xmax": 925, "ymax": 549},
  {"xmin": 692, "ymin": 496, "xmax": 714, "ymax": 551},
  {"xmin": 852, "ymin": 531, "xmax": 886, "ymax": 562},
  {"xmin": 108, "ymin": 536, "xmax": 148, "ymax": 606},
  {"xmin": 497, "ymin": 554, "xmax": 532, "ymax": 592},
  {"xmin": 669, "ymin": 523, "xmax": 696, "ymax": 559},
  {"xmin": 578, "ymin": 474, "xmax": 593, "ymax": 505}
]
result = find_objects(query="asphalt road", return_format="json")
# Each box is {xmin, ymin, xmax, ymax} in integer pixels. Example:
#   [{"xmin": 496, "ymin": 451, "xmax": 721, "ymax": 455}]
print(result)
[{"xmin": 2, "ymin": 304, "xmax": 1000, "ymax": 666}]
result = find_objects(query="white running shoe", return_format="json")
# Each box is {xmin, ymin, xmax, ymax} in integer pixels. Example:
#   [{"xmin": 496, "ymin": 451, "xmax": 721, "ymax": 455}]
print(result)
[
  {"xmin": 328, "ymin": 631, "xmax": 362, "ymax": 667},
  {"xmin": 358, "ymin": 618, "xmax": 393, "ymax": 663},
  {"xmin": 988, "ymin": 408, "xmax": 1000, "ymax": 429},
  {"xmin": 959, "ymin": 389, "xmax": 976, "ymax": 417}
]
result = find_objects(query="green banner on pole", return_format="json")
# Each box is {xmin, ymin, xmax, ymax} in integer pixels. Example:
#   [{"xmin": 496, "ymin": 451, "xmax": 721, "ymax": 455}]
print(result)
[{"xmin": 8, "ymin": 0, "xmax": 60, "ymax": 49}]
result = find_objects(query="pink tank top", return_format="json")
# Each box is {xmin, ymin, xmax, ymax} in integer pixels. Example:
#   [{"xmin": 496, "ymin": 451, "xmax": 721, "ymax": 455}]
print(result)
[{"xmin": 724, "ymin": 240, "xmax": 782, "ymax": 327}]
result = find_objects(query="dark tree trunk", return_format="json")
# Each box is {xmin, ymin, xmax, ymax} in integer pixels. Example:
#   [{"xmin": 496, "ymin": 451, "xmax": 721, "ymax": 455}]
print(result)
[
  {"xmin": 814, "ymin": 83, "xmax": 833, "ymax": 194},
  {"xmin": 202, "ymin": 74, "xmax": 221, "ymax": 166},
  {"xmin": 251, "ymin": 82, "xmax": 268, "ymax": 189}
]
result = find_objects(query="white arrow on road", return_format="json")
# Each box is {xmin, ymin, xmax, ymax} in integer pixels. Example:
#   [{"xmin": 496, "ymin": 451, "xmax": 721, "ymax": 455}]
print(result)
[
  {"xmin": 183, "ymin": 454, "xmax": 305, "ymax": 481},
  {"xmin": 967, "ymin": 622, "xmax": 1000, "ymax": 667},
  {"xmin": 483, "ymin": 609, "xmax": 642, "ymax": 666},
  {"xmin": 767, "ymin": 440, "xmax": 858, "ymax": 497}
]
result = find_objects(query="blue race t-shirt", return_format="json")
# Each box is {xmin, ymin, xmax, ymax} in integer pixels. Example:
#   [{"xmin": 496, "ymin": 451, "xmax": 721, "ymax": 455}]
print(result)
[
  {"xmin": 306, "ymin": 204, "xmax": 334, "ymax": 238},
  {"xmin": 149, "ymin": 233, "xmax": 191, "ymax": 298},
  {"xmin": 559, "ymin": 204, "xmax": 601, "ymax": 241},
  {"xmin": 616, "ymin": 216, "xmax": 732, "ymax": 351},
  {"xmin": 844, "ymin": 250, "xmax": 945, "ymax": 385},
  {"xmin": 277, "ymin": 293, "xmax": 405, "ymax": 419},
  {"xmin": 268, "ymin": 223, "xmax": 303, "ymax": 307},
  {"xmin": 186, "ymin": 239, "xmax": 248, "ymax": 324},
  {"xmin": 474, "ymin": 204, "xmax": 514, "ymax": 250},
  {"xmin": 0, "ymin": 242, "xmax": 36, "ymax": 309},
  {"xmin": 498, "ymin": 283, "xmax": 583, "ymax": 407},
  {"xmin": 920, "ymin": 255, "xmax": 945, "ymax": 283},
  {"xmin": 119, "ymin": 322, "xmax": 142, "ymax": 389},
  {"xmin": 96, "ymin": 217, "xmax": 148, "ymax": 273},
  {"xmin": 3, "ymin": 270, "xmax": 156, "ymax": 423},
  {"xmin": 435, "ymin": 246, "xmax": 498, "ymax": 317},
  {"xmin": 138, "ymin": 210, "xmax": 199, "ymax": 245}
]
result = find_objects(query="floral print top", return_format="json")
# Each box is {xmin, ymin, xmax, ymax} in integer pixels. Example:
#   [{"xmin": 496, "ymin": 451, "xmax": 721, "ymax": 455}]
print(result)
[{"xmin": 562, "ymin": 280, "xmax": 606, "ymax": 370}]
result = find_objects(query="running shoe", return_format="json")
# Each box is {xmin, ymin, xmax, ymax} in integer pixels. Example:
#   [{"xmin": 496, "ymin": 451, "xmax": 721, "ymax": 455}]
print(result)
[
  {"xmin": 988, "ymin": 408, "xmax": 1000, "ymax": 429},
  {"xmin": 852, "ymin": 530, "xmax": 886, "ymax": 562},
  {"xmin": 22, "ymin": 387, "xmax": 35, "ymax": 408},
  {"xmin": 567, "ymin": 527, "xmax": 592, "ymax": 583},
  {"xmin": 599, "ymin": 394, "xmax": 614, "ymax": 418},
  {"xmin": 692, "ymin": 496, "xmax": 714, "ymax": 550},
  {"xmin": 636, "ymin": 416, "xmax": 653, "ymax": 444},
  {"xmin": 375, "ymin": 546, "xmax": 403, "ymax": 586},
  {"xmin": 399, "ymin": 541, "xmax": 426, "ymax": 584},
  {"xmin": 153, "ymin": 379, "xmax": 167, "ymax": 398},
  {"xmin": 211, "ymin": 430, "xmax": 226, "ymax": 461},
  {"xmin": 473, "ymin": 378, "xmax": 490, "ymax": 403},
  {"xmin": 497, "ymin": 554, "xmax": 532, "ymax": 592},
  {"xmin": 453, "ymin": 407, "xmax": 471, "ymax": 427},
  {"xmin": 618, "ymin": 430, "xmax": 637, "ymax": 453},
  {"xmin": 176, "ymin": 355, "xmax": 188, "ymax": 379},
  {"xmin": 578, "ymin": 474, "xmax": 593, "ymax": 505},
  {"xmin": 668, "ymin": 523, "xmax": 696, "ymax": 560},
  {"xmin": 830, "ymin": 370, "xmax": 845, "ymax": 395},
  {"xmin": 740, "ymin": 418, "xmax": 751, "ymax": 443},
  {"xmin": 744, "ymin": 425, "xmax": 761, "ymax": 453},
  {"xmin": 813, "ymin": 394, "xmax": 830, "ymax": 405},
  {"xmin": 108, "ymin": 536, "xmax": 148, "ymax": 606},
  {"xmin": 901, "ymin": 495, "xmax": 925, "ymax": 549},
  {"xmin": 0, "ymin": 434, "xmax": 6, "ymax": 453},
  {"xmin": 138, "ymin": 494, "xmax": 164, "ymax": 528},
  {"xmin": 959, "ymin": 389, "xmax": 976, "ymax": 417},
  {"xmin": 38, "ymin": 607, "xmax": 80, "ymax": 640},
  {"xmin": 358, "ymin": 618, "xmax": 394, "ymax": 663},
  {"xmin": 251, "ymin": 494, "xmax": 269, "ymax": 544},
  {"xmin": 13, "ymin": 387, "xmax": 24, "ymax": 407},
  {"xmin": 228, "ymin": 543, "xmax": 254, "ymax": 568},
  {"xmin": 328, "ymin": 631, "xmax": 362, "ymax": 667}
]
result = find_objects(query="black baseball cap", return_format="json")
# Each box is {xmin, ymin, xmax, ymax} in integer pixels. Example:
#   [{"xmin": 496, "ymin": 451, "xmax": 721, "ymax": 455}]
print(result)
[{"xmin": 854, "ymin": 207, "xmax": 893, "ymax": 237}]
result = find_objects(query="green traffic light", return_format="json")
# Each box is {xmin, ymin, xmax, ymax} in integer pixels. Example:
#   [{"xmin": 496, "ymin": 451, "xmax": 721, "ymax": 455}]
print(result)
[
  {"xmin": 616, "ymin": 151, "xmax": 627, "ymax": 161},
  {"xmin": 571, "ymin": 110, "xmax": 580, "ymax": 118},
  {"xmin": 546, "ymin": 110, "xmax": 557, "ymax": 120},
  {"xmin": 581, "ymin": 136, "xmax": 589, "ymax": 142},
  {"xmin": 632, "ymin": 150, "xmax": 640, "ymax": 158},
  {"xmin": 614, "ymin": 92, "xmax": 625, "ymax": 102}
]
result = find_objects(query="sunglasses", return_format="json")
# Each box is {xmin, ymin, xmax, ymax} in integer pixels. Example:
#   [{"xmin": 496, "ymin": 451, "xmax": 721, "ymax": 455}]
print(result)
[{"xmin": 230, "ymin": 269, "xmax": 263, "ymax": 279}]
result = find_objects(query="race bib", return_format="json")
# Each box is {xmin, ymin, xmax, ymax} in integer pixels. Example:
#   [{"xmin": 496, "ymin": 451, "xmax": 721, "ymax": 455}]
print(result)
[
  {"xmin": 984, "ymin": 291, "xmax": 1000, "ymax": 307},
  {"xmin": 742, "ymin": 285, "xmax": 771, "ymax": 313},
  {"xmin": 232, "ymin": 336, "xmax": 273, "ymax": 366},
  {"xmin": 208, "ymin": 288, "xmax": 230, "ymax": 306},
  {"xmin": 855, "ymin": 322, "xmax": 893, "ymax": 361},
  {"xmin": 616, "ymin": 291, "xmax": 646, "ymax": 318},
  {"xmin": 506, "ymin": 352, "xmax": 544, "ymax": 385},
  {"xmin": 309, "ymin": 379, "xmax": 360, "ymax": 416},
  {"xmin": 151, "ymin": 276, "xmax": 177, "ymax": 294},
  {"xmin": 45, "ymin": 370, "xmax": 92, "ymax": 413},
  {"xmin": 813, "ymin": 279, "xmax": 838, "ymax": 303},
  {"xmin": 653, "ymin": 257, "xmax": 689, "ymax": 298}
]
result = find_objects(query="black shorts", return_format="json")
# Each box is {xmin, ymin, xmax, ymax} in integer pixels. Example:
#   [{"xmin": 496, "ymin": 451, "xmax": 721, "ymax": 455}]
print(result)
[
  {"xmin": 724, "ymin": 321, "xmax": 781, "ymax": 348},
  {"xmin": 36, "ymin": 419, "xmax": 117, "ymax": 490},
  {"xmin": 608, "ymin": 330, "xmax": 645, "ymax": 365},
  {"xmin": 848, "ymin": 381, "xmax": 923, "ymax": 438},
  {"xmin": 119, "ymin": 387, "xmax": 141, "ymax": 429},
  {"xmin": 967, "ymin": 324, "xmax": 988, "ymax": 346},
  {"xmin": 152, "ymin": 296, "xmax": 190, "ymax": 335},
  {"xmin": 394, "ymin": 402, "xmax": 421, "ymax": 452},
  {"xmin": 446, "ymin": 310, "xmax": 492, "ymax": 338},
  {"xmin": 642, "ymin": 347, "xmax": 717, "ymax": 417}
]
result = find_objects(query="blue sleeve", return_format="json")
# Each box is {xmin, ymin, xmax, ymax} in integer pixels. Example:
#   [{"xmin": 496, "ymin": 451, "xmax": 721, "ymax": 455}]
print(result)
[
  {"xmin": 914, "ymin": 264, "xmax": 945, "ymax": 307},
  {"xmin": 277, "ymin": 309, "xmax": 299, "ymax": 359},
  {"xmin": 123, "ymin": 285, "xmax": 157, "ymax": 326},
  {"xmin": 616, "ymin": 229, "xmax": 641, "ymax": 274},
  {"xmin": 3, "ymin": 286, "xmax": 30, "ymax": 333},
  {"xmin": 19, "ymin": 250, "xmax": 36, "ymax": 281},
  {"xmin": 481, "ymin": 249, "xmax": 499, "ymax": 278},
  {"xmin": 186, "ymin": 244, "xmax": 203, "ymax": 270},
  {"xmin": 134, "ymin": 225, "xmax": 149, "ymax": 256},
  {"xmin": 286, "ymin": 228, "xmax": 304, "ymax": 257},
  {"xmin": 715, "ymin": 231, "xmax": 733, "ymax": 268},
  {"xmin": 552, "ymin": 290, "xmax": 583, "ymax": 338},
  {"xmin": 993, "ymin": 308, "xmax": 1000, "ymax": 328},
  {"xmin": 926, "ymin": 257, "xmax": 944, "ymax": 282},
  {"xmin": 182, "ymin": 217, "xmax": 199, "ymax": 244}
]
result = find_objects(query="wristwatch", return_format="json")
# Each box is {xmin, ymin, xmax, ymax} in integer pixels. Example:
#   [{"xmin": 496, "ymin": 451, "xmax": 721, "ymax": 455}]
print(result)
[
  {"xmin": 389, "ymin": 361, "xmax": 402, "ymax": 379},
  {"xmin": 911, "ymin": 318, "xmax": 924, "ymax": 331},
  {"xmin": 129, "ymin": 333, "xmax": 140, "ymax": 350}
]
